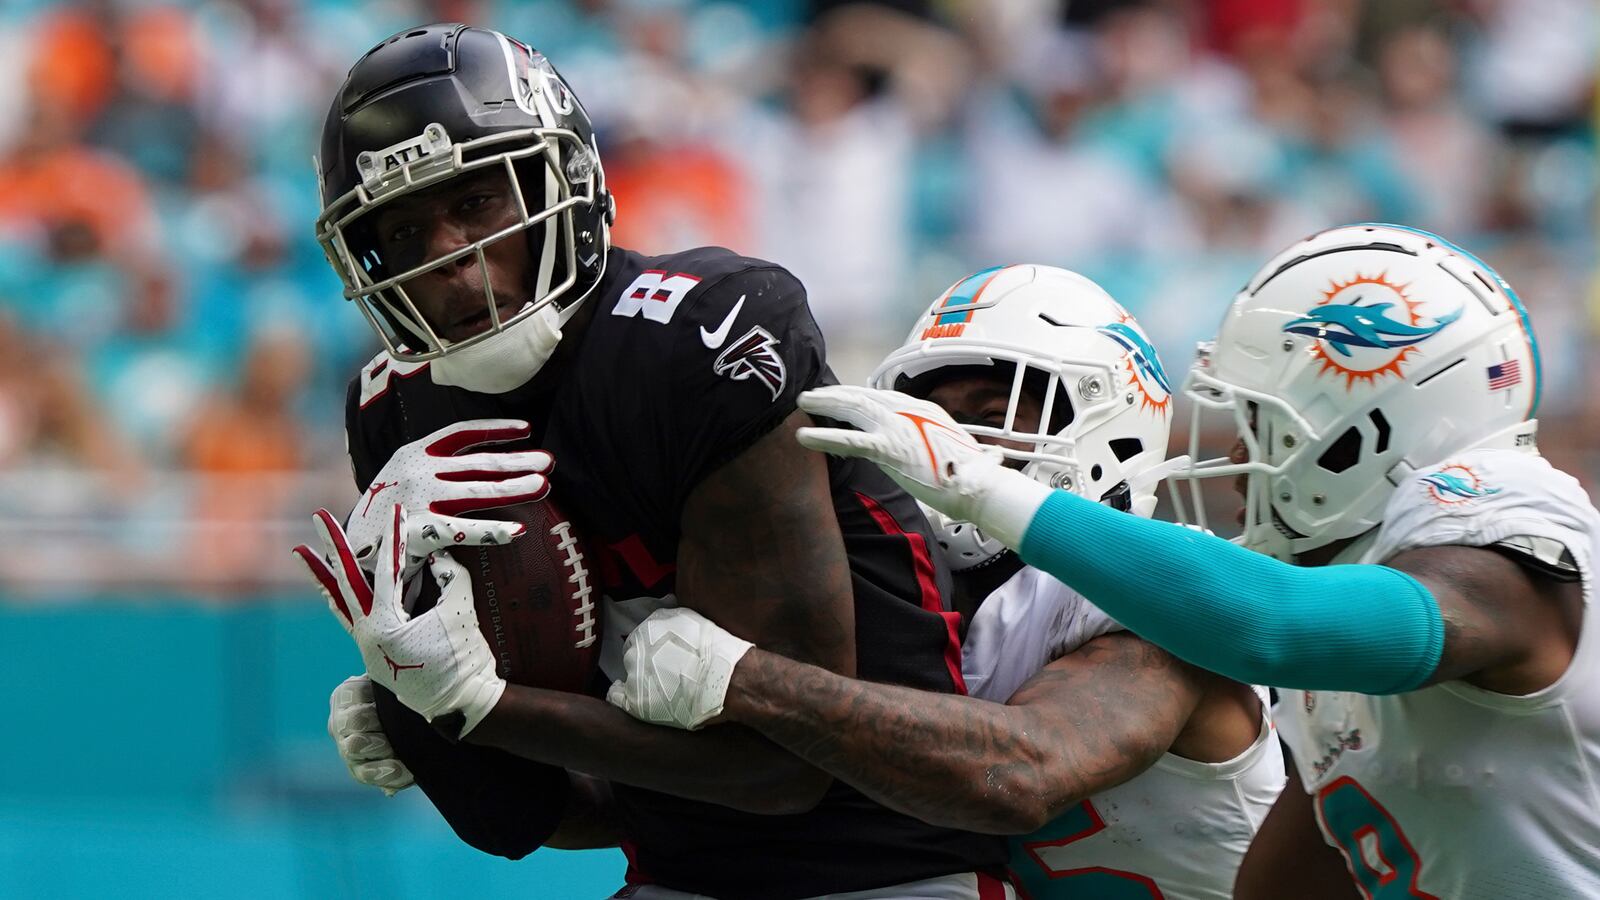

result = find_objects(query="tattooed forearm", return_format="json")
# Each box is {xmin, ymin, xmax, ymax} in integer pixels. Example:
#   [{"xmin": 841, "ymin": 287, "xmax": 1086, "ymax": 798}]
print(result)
[
  {"xmin": 726, "ymin": 632, "xmax": 1203, "ymax": 834},
  {"xmin": 471, "ymin": 682, "xmax": 831, "ymax": 815}
]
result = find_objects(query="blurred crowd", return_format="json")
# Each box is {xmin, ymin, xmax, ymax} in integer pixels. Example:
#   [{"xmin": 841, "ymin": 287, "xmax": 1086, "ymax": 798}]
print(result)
[{"xmin": 0, "ymin": 0, "xmax": 1594, "ymax": 593}]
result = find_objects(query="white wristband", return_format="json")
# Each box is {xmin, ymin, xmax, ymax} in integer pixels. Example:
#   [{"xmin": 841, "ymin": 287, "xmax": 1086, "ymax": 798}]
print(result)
[{"xmin": 969, "ymin": 466, "xmax": 1055, "ymax": 550}]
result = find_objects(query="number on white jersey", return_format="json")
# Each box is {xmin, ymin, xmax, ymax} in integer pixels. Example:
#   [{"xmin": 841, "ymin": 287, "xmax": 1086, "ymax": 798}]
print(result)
[{"xmin": 1010, "ymin": 800, "xmax": 1162, "ymax": 899}]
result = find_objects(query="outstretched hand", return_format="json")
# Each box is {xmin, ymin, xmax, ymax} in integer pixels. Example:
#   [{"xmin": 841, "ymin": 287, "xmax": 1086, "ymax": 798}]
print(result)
[{"xmin": 795, "ymin": 385, "xmax": 1020, "ymax": 531}]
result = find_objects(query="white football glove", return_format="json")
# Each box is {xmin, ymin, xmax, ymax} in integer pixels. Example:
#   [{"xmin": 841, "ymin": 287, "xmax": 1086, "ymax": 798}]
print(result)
[
  {"xmin": 346, "ymin": 419, "xmax": 552, "ymax": 580},
  {"xmin": 295, "ymin": 505, "xmax": 506, "ymax": 737},
  {"xmin": 796, "ymin": 385, "xmax": 1050, "ymax": 547},
  {"xmin": 329, "ymin": 675, "xmax": 414, "ymax": 796},
  {"xmin": 606, "ymin": 608, "xmax": 754, "ymax": 731}
]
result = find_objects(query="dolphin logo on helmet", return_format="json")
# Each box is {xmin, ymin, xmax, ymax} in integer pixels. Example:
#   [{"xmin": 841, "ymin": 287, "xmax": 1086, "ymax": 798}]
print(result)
[
  {"xmin": 1284, "ymin": 300, "xmax": 1462, "ymax": 357},
  {"xmin": 1098, "ymin": 322, "xmax": 1173, "ymax": 395},
  {"xmin": 1284, "ymin": 271, "xmax": 1465, "ymax": 390}
]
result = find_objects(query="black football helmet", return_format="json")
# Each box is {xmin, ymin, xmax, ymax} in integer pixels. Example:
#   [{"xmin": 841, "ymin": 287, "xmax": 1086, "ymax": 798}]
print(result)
[{"xmin": 315, "ymin": 23, "xmax": 613, "ymax": 390}]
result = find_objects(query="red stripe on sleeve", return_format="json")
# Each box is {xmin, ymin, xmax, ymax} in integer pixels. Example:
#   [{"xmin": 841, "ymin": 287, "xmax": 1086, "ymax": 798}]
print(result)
[
  {"xmin": 977, "ymin": 870, "xmax": 1012, "ymax": 900},
  {"xmin": 854, "ymin": 491, "xmax": 968, "ymax": 695}
]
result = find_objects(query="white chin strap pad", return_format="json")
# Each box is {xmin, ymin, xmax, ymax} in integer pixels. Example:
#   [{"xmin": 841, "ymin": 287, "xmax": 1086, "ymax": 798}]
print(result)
[{"xmin": 429, "ymin": 303, "xmax": 563, "ymax": 394}]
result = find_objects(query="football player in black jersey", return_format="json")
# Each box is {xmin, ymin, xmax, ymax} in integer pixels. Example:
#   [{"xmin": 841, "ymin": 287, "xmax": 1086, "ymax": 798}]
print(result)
[{"xmin": 298, "ymin": 23, "xmax": 1010, "ymax": 900}]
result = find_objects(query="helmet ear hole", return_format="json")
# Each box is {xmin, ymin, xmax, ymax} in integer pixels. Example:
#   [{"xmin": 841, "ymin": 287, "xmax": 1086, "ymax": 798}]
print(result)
[
  {"xmin": 1109, "ymin": 438, "xmax": 1143, "ymax": 462},
  {"xmin": 1370, "ymin": 408, "xmax": 1392, "ymax": 454},
  {"xmin": 1317, "ymin": 426, "xmax": 1363, "ymax": 474}
]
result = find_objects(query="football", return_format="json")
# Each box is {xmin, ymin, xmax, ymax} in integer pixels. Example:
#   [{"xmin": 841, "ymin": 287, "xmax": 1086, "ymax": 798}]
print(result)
[{"xmin": 411, "ymin": 497, "xmax": 600, "ymax": 693}]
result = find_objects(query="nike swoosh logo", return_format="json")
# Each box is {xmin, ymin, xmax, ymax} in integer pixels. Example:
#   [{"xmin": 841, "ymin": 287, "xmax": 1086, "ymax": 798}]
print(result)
[{"xmin": 700, "ymin": 294, "xmax": 746, "ymax": 349}]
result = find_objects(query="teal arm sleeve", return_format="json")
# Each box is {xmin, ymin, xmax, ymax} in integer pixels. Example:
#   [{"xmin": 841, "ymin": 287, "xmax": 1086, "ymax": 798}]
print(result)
[{"xmin": 1017, "ymin": 491, "xmax": 1444, "ymax": 694}]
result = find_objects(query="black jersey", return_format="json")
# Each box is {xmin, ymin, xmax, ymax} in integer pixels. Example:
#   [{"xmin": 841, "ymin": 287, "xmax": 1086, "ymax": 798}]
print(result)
[{"xmin": 346, "ymin": 246, "xmax": 1007, "ymax": 898}]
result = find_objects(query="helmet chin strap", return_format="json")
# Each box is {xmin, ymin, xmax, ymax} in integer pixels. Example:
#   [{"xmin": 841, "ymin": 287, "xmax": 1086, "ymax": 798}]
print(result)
[
  {"xmin": 429, "ymin": 302, "xmax": 562, "ymax": 394},
  {"xmin": 1125, "ymin": 454, "xmax": 1190, "ymax": 520},
  {"xmin": 1328, "ymin": 530, "xmax": 1379, "ymax": 566}
]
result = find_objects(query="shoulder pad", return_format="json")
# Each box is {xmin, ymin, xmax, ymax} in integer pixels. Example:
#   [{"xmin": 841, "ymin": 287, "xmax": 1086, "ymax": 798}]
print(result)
[
  {"xmin": 1371, "ymin": 448, "xmax": 1599, "ymax": 564},
  {"xmin": 1491, "ymin": 535, "xmax": 1582, "ymax": 583}
]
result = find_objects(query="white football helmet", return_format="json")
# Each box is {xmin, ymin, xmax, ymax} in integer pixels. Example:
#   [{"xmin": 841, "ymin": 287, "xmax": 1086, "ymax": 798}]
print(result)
[
  {"xmin": 1176, "ymin": 223, "xmax": 1541, "ymax": 561},
  {"xmin": 872, "ymin": 265, "xmax": 1176, "ymax": 571}
]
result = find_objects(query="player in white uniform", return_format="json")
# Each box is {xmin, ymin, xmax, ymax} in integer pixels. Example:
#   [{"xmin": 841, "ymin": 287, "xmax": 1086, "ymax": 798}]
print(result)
[
  {"xmin": 791, "ymin": 225, "xmax": 1600, "ymax": 898},
  {"xmin": 962, "ymin": 568, "xmax": 1283, "ymax": 900},
  {"xmin": 608, "ymin": 265, "xmax": 1285, "ymax": 899},
  {"xmin": 1265, "ymin": 449, "xmax": 1600, "ymax": 899}
]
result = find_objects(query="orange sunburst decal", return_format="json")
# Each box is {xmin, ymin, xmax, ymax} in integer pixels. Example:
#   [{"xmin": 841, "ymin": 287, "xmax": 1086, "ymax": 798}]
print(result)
[
  {"xmin": 1096, "ymin": 321, "xmax": 1172, "ymax": 418},
  {"xmin": 1285, "ymin": 271, "xmax": 1460, "ymax": 390},
  {"xmin": 1124, "ymin": 354, "xmax": 1170, "ymax": 416}
]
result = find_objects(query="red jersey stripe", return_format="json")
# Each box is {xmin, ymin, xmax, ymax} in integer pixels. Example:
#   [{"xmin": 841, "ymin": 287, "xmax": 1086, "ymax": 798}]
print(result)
[{"xmin": 854, "ymin": 491, "xmax": 968, "ymax": 695}]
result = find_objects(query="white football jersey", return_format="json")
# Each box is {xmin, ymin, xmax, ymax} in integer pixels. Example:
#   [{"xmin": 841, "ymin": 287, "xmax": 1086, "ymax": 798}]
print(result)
[
  {"xmin": 963, "ymin": 566, "xmax": 1286, "ymax": 900},
  {"xmin": 1277, "ymin": 448, "xmax": 1600, "ymax": 898}
]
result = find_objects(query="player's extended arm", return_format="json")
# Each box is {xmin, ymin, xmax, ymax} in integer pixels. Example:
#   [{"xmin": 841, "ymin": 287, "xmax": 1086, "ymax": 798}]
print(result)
[
  {"xmin": 1234, "ymin": 765, "xmax": 1360, "ymax": 900},
  {"xmin": 725, "ymin": 631, "xmax": 1201, "ymax": 833},
  {"xmin": 609, "ymin": 610, "xmax": 1205, "ymax": 833},
  {"xmin": 992, "ymin": 489, "xmax": 1571, "ymax": 693},
  {"xmin": 465, "ymin": 685, "xmax": 828, "ymax": 815},
  {"xmin": 469, "ymin": 410, "xmax": 848, "ymax": 812},
  {"xmin": 796, "ymin": 386, "xmax": 1563, "ymax": 694}
]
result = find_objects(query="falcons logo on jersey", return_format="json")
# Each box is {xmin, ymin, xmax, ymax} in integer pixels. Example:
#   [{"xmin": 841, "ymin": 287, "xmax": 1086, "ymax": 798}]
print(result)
[{"xmin": 713, "ymin": 326, "xmax": 787, "ymax": 400}]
